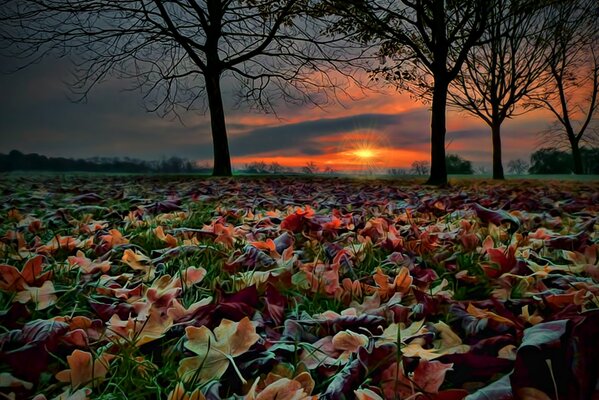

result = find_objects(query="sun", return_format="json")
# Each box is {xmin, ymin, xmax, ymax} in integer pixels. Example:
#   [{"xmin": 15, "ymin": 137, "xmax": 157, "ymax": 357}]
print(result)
[{"xmin": 354, "ymin": 149, "xmax": 376, "ymax": 159}]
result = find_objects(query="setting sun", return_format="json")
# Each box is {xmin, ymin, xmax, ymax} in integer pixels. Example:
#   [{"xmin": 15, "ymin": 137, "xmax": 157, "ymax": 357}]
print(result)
[{"xmin": 354, "ymin": 149, "xmax": 376, "ymax": 159}]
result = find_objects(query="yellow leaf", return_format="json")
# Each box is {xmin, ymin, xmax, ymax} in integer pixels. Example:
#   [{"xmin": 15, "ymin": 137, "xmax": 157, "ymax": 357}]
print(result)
[
  {"xmin": 354, "ymin": 388, "xmax": 384, "ymax": 400},
  {"xmin": 167, "ymin": 382, "xmax": 206, "ymax": 400},
  {"xmin": 55, "ymin": 350, "xmax": 114, "ymax": 389},
  {"xmin": 331, "ymin": 330, "xmax": 369, "ymax": 353},
  {"xmin": 178, "ymin": 317, "xmax": 259, "ymax": 383},
  {"xmin": 15, "ymin": 281, "xmax": 57, "ymax": 310},
  {"xmin": 122, "ymin": 249, "xmax": 155, "ymax": 279}
]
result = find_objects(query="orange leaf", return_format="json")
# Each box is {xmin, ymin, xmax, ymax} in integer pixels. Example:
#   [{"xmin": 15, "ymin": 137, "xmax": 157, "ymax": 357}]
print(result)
[
  {"xmin": 466, "ymin": 303, "xmax": 515, "ymax": 326},
  {"xmin": 179, "ymin": 317, "xmax": 259, "ymax": 382},
  {"xmin": 55, "ymin": 350, "xmax": 114, "ymax": 389}
]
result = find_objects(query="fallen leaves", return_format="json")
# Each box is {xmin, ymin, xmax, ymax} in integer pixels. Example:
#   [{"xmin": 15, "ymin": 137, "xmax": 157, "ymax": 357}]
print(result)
[
  {"xmin": 178, "ymin": 317, "xmax": 260, "ymax": 383},
  {"xmin": 55, "ymin": 350, "xmax": 114, "ymax": 389},
  {"xmin": 0, "ymin": 176, "xmax": 598, "ymax": 399}
]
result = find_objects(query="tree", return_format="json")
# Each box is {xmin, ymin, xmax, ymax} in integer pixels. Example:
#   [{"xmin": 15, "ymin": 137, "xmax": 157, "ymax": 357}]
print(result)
[
  {"xmin": 411, "ymin": 160, "xmax": 430, "ymax": 176},
  {"xmin": 446, "ymin": 154, "xmax": 474, "ymax": 174},
  {"xmin": 581, "ymin": 147, "xmax": 599, "ymax": 174},
  {"xmin": 325, "ymin": 0, "xmax": 492, "ymax": 185},
  {"xmin": 0, "ymin": 1, "xmax": 367, "ymax": 176},
  {"xmin": 302, "ymin": 161, "xmax": 319, "ymax": 174},
  {"xmin": 449, "ymin": 0, "xmax": 551, "ymax": 179},
  {"xmin": 507, "ymin": 159, "xmax": 529, "ymax": 175},
  {"xmin": 268, "ymin": 162, "xmax": 287, "ymax": 174},
  {"xmin": 528, "ymin": 0, "xmax": 599, "ymax": 174},
  {"xmin": 243, "ymin": 161, "xmax": 269, "ymax": 174},
  {"xmin": 528, "ymin": 148, "xmax": 572, "ymax": 174}
]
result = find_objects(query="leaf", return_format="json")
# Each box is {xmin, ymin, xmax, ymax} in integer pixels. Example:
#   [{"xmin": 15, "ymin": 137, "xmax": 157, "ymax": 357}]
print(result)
[
  {"xmin": 0, "ymin": 255, "xmax": 50, "ymax": 292},
  {"xmin": 470, "ymin": 203, "xmax": 520, "ymax": 230},
  {"xmin": 68, "ymin": 251, "xmax": 111, "ymax": 274},
  {"xmin": 0, "ymin": 372, "xmax": 33, "ymax": 390},
  {"xmin": 14, "ymin": 281, "xmax": 57, "ymax": 310},
  {"xmin": 247, "ymin": 373, "xmax": 316, "ymax": 400},
  {"xmin": 354, "ymin": 388, "xmax": 384, "ymax": 400},
  {"xmin": 107, "ymin": 307, "xmax": 173, "ymax": 346},
  {"xmin": 178, "ymin": 317, "xmax": 259, "ymax": 383},
  {"xmin": 55, "ymin": 350, "xmax": 114, "ymax": 389},
  {"xmin": 167, "ymin": 382, "xmax": 206, "ymax": 400},
  {"xmin": 121, "ymin": 249, "xmax": 155, "ymax": 279},
  {"xmin": 380, "ymin": 360, "xmax": 453, "ymax": 399}
]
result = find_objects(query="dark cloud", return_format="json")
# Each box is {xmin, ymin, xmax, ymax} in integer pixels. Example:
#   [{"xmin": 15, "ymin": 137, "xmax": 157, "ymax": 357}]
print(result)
[
  {"xmin": 0, "ymin": 52, "xmax": 550, "ymax": 165},
  {"xmin": 229, "ymin": 110, "xmax": 431, "ymax": 156}
]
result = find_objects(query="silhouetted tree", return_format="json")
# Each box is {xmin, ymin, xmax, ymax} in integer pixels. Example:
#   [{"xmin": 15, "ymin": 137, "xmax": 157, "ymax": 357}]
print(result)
[
  {"xmin": 324, "ymin": 0, "xmax": 493, "ymax": 185},
  {"xmin": 268, "ymin": 162, "xmax": 286, "ymax": 174},
  {"xmin": 411, "ymin": 161, "xmax": 430, "ymax": 176},
  {"xmin": 243, "ymin": 161, "xmax": 269, "ymax": 174},
  {"xmin": 387, "ymin": 168, "xmax": 407, "ymax": 176},
  {"xmin": 0, "ymin": 150, "xmax": 208, "ymax": 173},
  {"xmin": 507, "ymin": 159, "xmax": 529, "ymax": 175},
  {"xmin": 581, "ymin": 147, "xmax": 599, "ymax": 174},
  {"xmin": 449, "ymin": 0, "xmax": 551, "ymax": 179},
  {"xmin": 323, "ymin": 166, "xmax": 336, "ymax": 175},
  {"xmin": 529, "ymin": 148, "xmax": 572, "ymax": 174},
  {"xmin": 302, "ymin": 161, "xmax": 319, "ymax": 174},
  {"xmin": 446, "ymin": 154, "xmax": 474, "ymax": 174},
  {"xmin": 527, "ymin": 0, "xmax": 599, "ymax": 174},
  {"xmin": 0, "ymin": 1, "xmax": 367, "ymax": 176}
]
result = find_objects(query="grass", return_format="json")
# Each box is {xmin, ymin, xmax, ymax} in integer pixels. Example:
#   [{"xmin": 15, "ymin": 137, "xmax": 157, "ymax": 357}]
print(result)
[{"xmin": 0, "ymin": 174, "xmax": 598, "ymax": 399}]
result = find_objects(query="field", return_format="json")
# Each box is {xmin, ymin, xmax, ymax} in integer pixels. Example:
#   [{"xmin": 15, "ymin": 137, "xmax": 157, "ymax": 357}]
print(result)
[{"xmin": 1, "ymin": 175, "xmax": 598, "ymax": 400}]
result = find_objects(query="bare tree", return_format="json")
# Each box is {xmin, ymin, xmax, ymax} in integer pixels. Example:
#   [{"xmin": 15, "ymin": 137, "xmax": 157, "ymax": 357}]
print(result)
[
  {"xmin": 302, "ymin": 161, "xmax": 319, "ymax": 174},
  {"xmin": 324, "ymin": 0, "xmax": 492, "ymax": 185},
  {"xmin": 268, "ymin": 161, "xmax": 287, "ymax": 174},
  {"xmin": 527, "ymin": 0, "xmax": 599, "ymax": 174},
  {"xmin": 449, "ymin": 0, "xmax": 551, "ymax": 180},
  {"xmin": 410, "ymin": 160, "xmax": 430, "ymax": 176},
  {"xmin": 0, "ymin": 1, "xmax": 368, "ymax": 176},
  {"xmin": 507, "ymin": 158, "xmax": 528, "ymax": 174}
]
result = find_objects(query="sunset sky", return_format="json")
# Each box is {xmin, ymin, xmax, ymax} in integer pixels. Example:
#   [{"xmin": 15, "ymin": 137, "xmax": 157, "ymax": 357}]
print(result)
[{"xmin": 0, "ymin": 53, "xmax": 553, "ymax": 172}]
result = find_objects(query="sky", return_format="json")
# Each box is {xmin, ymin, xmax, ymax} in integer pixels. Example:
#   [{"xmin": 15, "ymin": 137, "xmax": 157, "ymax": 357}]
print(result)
[{"xmin": 0, "ymin": 53, "xmax": 553, "ymax": 173}]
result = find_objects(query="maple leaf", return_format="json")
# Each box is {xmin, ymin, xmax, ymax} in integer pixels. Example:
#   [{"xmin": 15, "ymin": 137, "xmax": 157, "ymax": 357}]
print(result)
[
  {"xmin": 55, "ymin": 350, "xmax": 114, "ymax": 389},
  {"xmin": 37, "ymin": 236, "xmax": 84, "ymax": 254},
  {"xmin": 167, "ymin": 297, "xmax": 213, "ymax": 322},
  {"xmin": 14, "ymin": 280, "xmax": 57, "ymax": 310},
  {"xmin": 246, "ymin": 372, "xmax": 316, "ymax": 400},
  {"xmin": 466, "ymin": 303, "xmax": 516, "ymax": 326},
  {"xmin": 100, "ymin": 229, "xmax": 129, "ymax": 248},
  {"xmin": 155, "ymin": 226, "xmax": 178, "ymax": 248},
  {"xmin": 178, "ymin": 317, "xmax": 259, "ymax": 383},
  {"xmin": 369, "ymin": 267, "xmax": 412, "ymax": 299},
  {"xmin": 0, "ymin": 372, "xmax": 33, "ymax": 390},
  {"xmin": 380, "ymin": 360, "xmax": 453, "ymax": 399},
  {"xmin": 178, "ymin": 266, "xmax": 207, "ymax": 287},
  {"xmin": 107, "ymin": 307, "xmax": 173, "ymax": 346},
  {"xmin": 121, "ymin": 249, "xmax": 155, "ymax": 279},
  {"xmin": 167, "ymin": 382, "xmax": 206, "ymax": 400},
  {"xmin": 0, "ymin": 255, "xmax": 51, "ymax": 292},
  {"xmin": 68, "ymin": 251, "xmax": 111, "ymax": 274},
  {"xmin": 332, "ymin": 330, "xmax": 369, "ymax": 360},
  {"xmin": 354, "ymin": 388, "xmax": 384, "ymax": 400},
  {"xmin": 32, "ymin": 388, "xmax": 93, "ymax": 400}
]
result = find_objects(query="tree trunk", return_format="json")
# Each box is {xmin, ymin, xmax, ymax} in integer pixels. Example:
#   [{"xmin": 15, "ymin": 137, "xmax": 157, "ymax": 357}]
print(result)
[
  {"xmin": 426, "ymin": 79, "xmax": 449, "ymax": 186},
  {"xmin": 570, "ymin": 138, "xmax": 583, "ymax": 174},
  {"xmin": 491, "ymin": 121, "xmax": 504, "ymax": 179},
  {"xmin": 205, "ymin": 72, "xmax": 232, "ymax": 176}
]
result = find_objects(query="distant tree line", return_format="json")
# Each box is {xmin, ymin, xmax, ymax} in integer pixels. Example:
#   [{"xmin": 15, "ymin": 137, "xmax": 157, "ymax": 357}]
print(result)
[
  {"xmin": 528, "ymin": 147, "xmax": 599, "ymax": 174},
  {"xmin": 0, "ymin": 150, "xmax": 211, "ymax": 173}
]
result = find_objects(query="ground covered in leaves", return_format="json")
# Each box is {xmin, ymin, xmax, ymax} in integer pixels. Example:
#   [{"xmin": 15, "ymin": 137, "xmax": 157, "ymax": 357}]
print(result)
[{"xmin": 1, "ymin": 175, "xmax": 598, "ymax": 400}]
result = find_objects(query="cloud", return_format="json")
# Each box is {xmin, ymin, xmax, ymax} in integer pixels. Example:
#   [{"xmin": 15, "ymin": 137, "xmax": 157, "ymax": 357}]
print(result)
[
  {"xmin": 0, "ymin": 52, "xmax": 554, "ymax": 167},
  {"xmin": 228, "ymin": 110, "xmax": 432, "ymax": 157}
]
